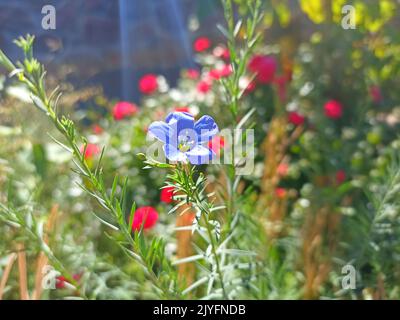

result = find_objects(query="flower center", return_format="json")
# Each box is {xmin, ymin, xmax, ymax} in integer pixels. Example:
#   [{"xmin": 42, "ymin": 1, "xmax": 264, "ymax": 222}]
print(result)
[{"xmin": 178, "ymin": 131, "xmax": 195, "ymax": 152}]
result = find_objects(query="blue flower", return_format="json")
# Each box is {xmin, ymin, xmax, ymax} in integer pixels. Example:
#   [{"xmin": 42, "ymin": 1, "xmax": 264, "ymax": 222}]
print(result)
[{"xmin": 148, "ymin": 112, "xmax": 219, "ymax": 165}]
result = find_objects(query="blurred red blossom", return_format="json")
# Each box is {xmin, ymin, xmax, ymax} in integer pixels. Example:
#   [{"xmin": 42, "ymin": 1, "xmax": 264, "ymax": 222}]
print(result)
[
  {"xmin": 139, "ymin": 74, "xmax": 158, "ymax": 95},
  {"xmin": 208, "ymin": 69, "xmax": 222, "ymax": 80},
  {"xmin": 288, "ymin": 111, "xmax": 305, "ymax": 126},
  {"xmin": 56, "ymin": 274, "xmax": 81, "ymax": 289},
  {"xmin": 275, "ymin": 188, "xmax": 287, "ymax": 199},
  {"xmin": 208, "ymin": 136, "xmax": 225, "ymax": 155},
  {"xmin": 160, "ymin": 186, "xmax": 175, "ymax": 204},
  {"xmin": 207, "ymin": 64, "xmax": 232, "ymax": 81},
  {"xmin": 193, "ymin": 37, "xmax": 211, "ymax": 52},
  {"xmin": 369, "ymin": 85, "xmax": 383, "ymax": 103},
  {"xmin": 336, "ymin": 170, "xmax": 347, "ymax": 185},
  {"xmin": 80, "ymin": 143, "xmax": 100, "ymax": 160},
  {"xmin": 132, "ymin": 206, "xmax": 159, "ymax": 231},
  {"xmin": 244, "ymin": 79, "xmax": 256, "ymax": 93},
  {"xmin": 92, "ymin": 124, "xmax": 104, "ymax": 135},
  {"xmin": 213, "ymin": 46, "xmax": 230, "ymax": 60},
  {"xmin": 113, "ymin": 101, "xmax": 138, "ymax": 120},
  {"xmin": 324, "ymin": 100, "xmax": 343, "ymax": 119},
  {"xmin": 186, "ymin": 69, "xmax": 200, "ymax": 79},
  {"xmin": 218, "ymin": 64, "xmax": 233, "ymax": 77},
  {"xmin": 248, "ymin": 55, "xmax": 277, "ymax": 84},
  {"xmin": 277, "ymin": 163, "xmax": 289, "ymax": 176},
  {"xmin": 197, "ymin": 80, "xmax": 212, "ymax": 94},
  {"xmin": 174, "ymin": 106, "xmax": 190, "ymax": 113}
]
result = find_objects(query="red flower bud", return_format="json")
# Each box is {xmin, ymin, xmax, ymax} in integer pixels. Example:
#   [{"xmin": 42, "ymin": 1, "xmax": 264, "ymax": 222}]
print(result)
[
  {"xmin": 139, "ymin": 74, "xmax": 158, "ymax": 95},
  {"xmin": 193, "ymin": 37, "xmax": 211, "ymax": 52},
  {"xmin": 160, "ymin": 186, "xmax": 175, "ymax": 204},
  {"xmin": 113, "ymin": 101, "xmax": 138, "ymax": 120},
  {"xmin": 288, "ymin": 111, "xmax": 305, "ymax": 126},
  {"xmin": 324, "ymin": 100, "xmax": 343, "ymax": 119},
  {"xmin": 132, "ymin": 206, "xmax": 159, "ymax": 231}
]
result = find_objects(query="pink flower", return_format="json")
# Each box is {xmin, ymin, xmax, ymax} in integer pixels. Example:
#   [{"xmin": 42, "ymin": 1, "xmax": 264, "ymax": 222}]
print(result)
[
  {"xmin": 92, "ymin": 125, "xmax": 103, "ymax": 134},
  {"xmin": 277, "ymin": 163, "xmax": 289, "ymax": 176},
  {"xmin": 336, "ymin": 170, "xmax": 346, "ymax": 185},
  {"xmin": 132, "ymin": 206, "xmax": 159, "ymax": 231},
  {"xmin": 207, "ymin": 65, "xmax": 232, "ymax": 81},
  {"xmin": 244, "ymin": 80, "xmax": 256, "ymax": 93},
  {"xmin": 160, "ymin": 186, "xmax": 175, "ymax": 204},
  {"xmin": 369, "ymin": 85, "xmax": 383, "ymax": 103},
  {"xmin": 80, "ymin": 143, "xmax": 100, "ymax": 160},
  {"xmin": 275, "ymin": 188, "xmax": 287, "ymax": 199},
  {"xmin": 56, "ymin": 274, "xmax": 81, "ymax": 289},
  {"xmin": 186, "ymin": 69, "xmax": 200, "ymax": 79},
  {"xmin": 139, "ymin": 74, "xmax": 158, "ymax": 95},
  {"xmin": 208, "ymin": 136, "xmax": 225, "ymax": 155},
  {"xmin": 213, "ymin": 46, "xmax": 230, "ymax": 60},
  {"xmin": 288, "ymin": 111, "xmax": 305, "ymax": 126},
  {"xmin": 218, "ymin": 64, "xmax": 232, "ymax": 77},
  {"xmin": 324, "ymin": 100, "xmax": 343, "ymax": 119},
  {"xmin": 207, "ymin": 69, "xmax": 222, "ymax": 80},
  {"xmin": 113, "ymin": 101, "xmax": 139, "ymax": 120},
  {"xmin": 197, "ymin": 80, "xmax": 212, "ymax": 94},
  {"xmin": 193, "ymin": 37, "xmax": 211, "ymax": 52},
  {"xmin": 174, "ymin": 106, "xmax": 190, "ymax": 113},
  {"xmin": 248, "ymin": 55, "xmax": 277, "ymax": 84}
]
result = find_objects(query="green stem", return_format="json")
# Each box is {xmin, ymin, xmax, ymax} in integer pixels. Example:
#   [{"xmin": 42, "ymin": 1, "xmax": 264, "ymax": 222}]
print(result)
[{"xmin": 17, "ymin": 72, "xmax": 176, "ymax": 299}]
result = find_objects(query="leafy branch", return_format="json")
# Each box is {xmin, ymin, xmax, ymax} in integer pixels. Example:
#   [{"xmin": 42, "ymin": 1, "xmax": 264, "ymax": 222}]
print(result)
[{"xmin": 0, "ymin": 36, "xmax": 180, "ymax": 299}]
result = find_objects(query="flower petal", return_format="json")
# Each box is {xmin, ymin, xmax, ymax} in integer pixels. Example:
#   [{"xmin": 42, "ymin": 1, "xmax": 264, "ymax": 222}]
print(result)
[
  {"xmin": 148, "ymin": 121, "xmax": 170, "ymax": 144},
  {"xmin": 186, "ymin": 145, "xmax": 215, "ymax": 165},
  {"xmin": 164, "ymin": 144, "xmax": 187, "ymax": 163},
  {"xmin": 166, "ymin": 112, "xmax": 194, "ymax": 134},
  {"xmin": 194, "ymin": 115, "xmax": 219, "ymax": 143}
]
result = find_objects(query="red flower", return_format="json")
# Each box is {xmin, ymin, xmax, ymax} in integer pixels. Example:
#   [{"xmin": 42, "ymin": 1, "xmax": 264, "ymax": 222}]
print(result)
[
  {"xmin": 207, "ymin": 69, "xmax": 221, "ymax": 80},
  {"xmin": 56, "ymin": 274, "xmax": 81, "ymax": 289},
  {"xmin": 193, "ymin": 37, "xmax": 211, "ymax": 52},
  {"xmin": 219, "ymin": 64, "xmax": 232, "ymax": 78},
  {"xmin": 275, "ymin": 188, "xmax": 287, "ymax": 199},
  {"xmin": 336, "ymin": 170, "xmax": 346, "ymax": 185},
  {"xmin": 207, "ymin": 65, "xmax": 232, "ymax": 81},
  {"xmin": 132, "ymin": 206, "xmax": 159, "ymax": 231},
  {"xmin": 160, "ymin": 186, "xmax": 175, "ymax": 204},
  {"xmin": 80, "ymin": 143, "xmax": 100, "ymax": 160},
  {"xmin": 174, "ymin": 106, "xmax": 190, "ymax": 113},
  {"xmin": 244, "ymin": 80, "xmax": 256, "ymax": 93},
  {"xmin": 369, "ymin": 85, "xmax": 383, "ymax": 103},
  {"xmin": 324, "ymin": 100, "xmax": 343, "ymax": 119},
  {"xmin": 213, "ymin": 46, "xmax": 230, "ymax": 60},
  {"xmin": 113, "ymin": 101, "xmax": 138, "ymax": 120},
  {"xmin": 208, "ymin": 136, "xmax": 225, "ymax": 154},
  {"xmin": 186, "ymin": 69, "xmax": 200, "ymax": 79},
  {"xmin": 92, "ymin": 124, "xmax": 104, "ymax": 134},
  {"xmin": 248, "ymin": 55, "xmax": 277, "ymax": 84},
  {"xmin": 197, "ymin": 80, "xmax": 212, "ymax": 94},
  {"xmin": 139, "ymin": 74, "xmax": 158, "ymax": 95},
  {"xmin": 56, "ymin": 276, "xmax": 67, "ymax": 289},
  {"xmin": 277, "ymin": 163, "xmax": 289, "ymax": 176},
  {"xmin": 288, "ymin": 111, "xmax": 305, "ymax": 126}
]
